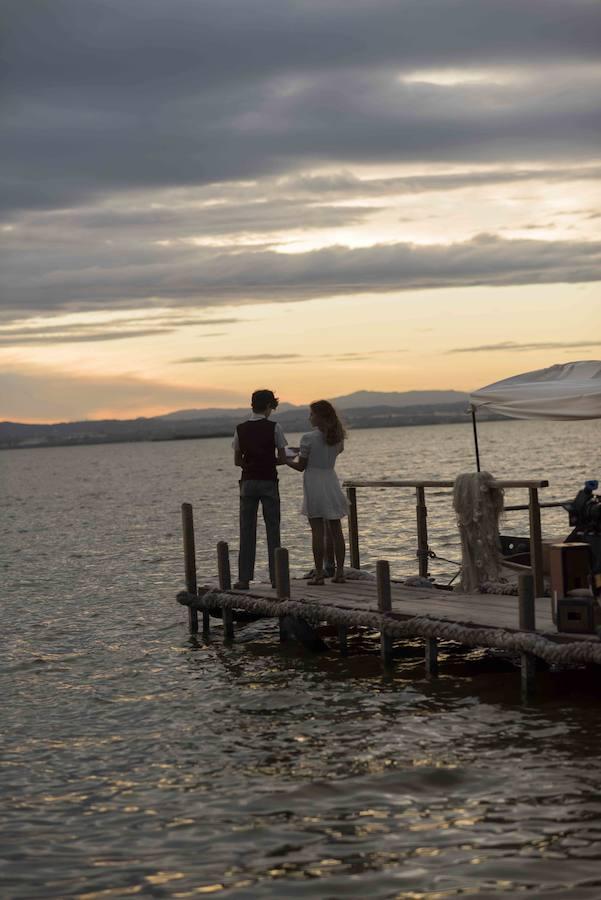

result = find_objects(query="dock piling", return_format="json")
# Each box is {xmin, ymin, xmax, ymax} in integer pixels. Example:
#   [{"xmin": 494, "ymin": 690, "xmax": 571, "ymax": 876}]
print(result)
[
  {"xmin": 528, "ymin": 488, "xmax": 544, "ymax": 599},
  {"xmin": 217, "ymin": 541, "xmax": 234, "ymax": 641},
  {"xmin": 415, "ymin": 487, "xmax": 429, "ymax": 578},
  {"xmin": 275, "ymin": 547, "xmax": 290, "ymax": 642},
  {"xmin": 377, "ymin": 559, "xmax": 394, "ymax": 666},
  {"xmin": 275, "ymin": 547, "xmax": 290, "ymax": 599},
  {"xmin": 338, "ymin": 625, "xmax": 349, "ymax": 656},
  {"xmin": 425, "ymin": 638, "xmax": 439, "ymax": 677},
  {"xmin": 181, "ymin": 503, "xmax": 199, "ymax": 634},
  {"xmin": 347, "ymin": 487, "xmax": 360, "ymax": 570},
  {"xmin": 518, "ymin": 572, "xmax": 536, "ymax": 631},
  {"xmin": 519, "ymin": 573, "xmax": 536, "ymax": 698}
]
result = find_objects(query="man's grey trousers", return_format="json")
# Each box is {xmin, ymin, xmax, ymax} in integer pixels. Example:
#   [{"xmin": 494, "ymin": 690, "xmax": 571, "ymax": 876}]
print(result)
[{"xmin": 238, "ymin": 479, "xmax": 281, "ymax": 584}]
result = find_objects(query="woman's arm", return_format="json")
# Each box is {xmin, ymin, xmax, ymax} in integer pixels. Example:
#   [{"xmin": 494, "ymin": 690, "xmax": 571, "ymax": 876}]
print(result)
[
  {"xmin": 287, "ymin": 433, "xmax": 310, "ymax": 471},
  {"xmin": 286, "ymin": 457, "xmax": 307, "ymax": 472}
]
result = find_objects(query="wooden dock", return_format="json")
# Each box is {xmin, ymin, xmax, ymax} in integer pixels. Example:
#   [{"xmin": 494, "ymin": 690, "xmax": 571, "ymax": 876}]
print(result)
[
  {"xmin": 177, "ymin": 503, "xmax": 601, "ymax": 698},
  {"xmin": 191, "ymin": 576, "xmax": 556, "ymax": 632}
]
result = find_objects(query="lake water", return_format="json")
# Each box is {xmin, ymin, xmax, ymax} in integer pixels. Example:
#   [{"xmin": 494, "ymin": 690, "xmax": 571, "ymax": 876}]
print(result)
[{"xmin": 2, "ymin": 419, "xmax": 601, "ymax": 898}]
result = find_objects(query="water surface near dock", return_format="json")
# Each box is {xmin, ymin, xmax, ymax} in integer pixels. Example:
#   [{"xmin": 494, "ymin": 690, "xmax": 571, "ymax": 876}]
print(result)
[{"xmin": 2, "ymin": 419, "xmax": 601, "ymax": 897}]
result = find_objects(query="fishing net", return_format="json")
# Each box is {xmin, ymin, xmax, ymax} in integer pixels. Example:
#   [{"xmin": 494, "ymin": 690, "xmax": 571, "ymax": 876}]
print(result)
[{"xmin": 453, "ymin": 472, "xmax": 505, "ymax": 591}]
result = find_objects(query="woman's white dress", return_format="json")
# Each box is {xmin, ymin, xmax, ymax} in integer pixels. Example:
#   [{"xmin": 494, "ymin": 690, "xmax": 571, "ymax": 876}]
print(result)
[{"xmin": 299, "ymin": 429, "xmax": 348, "ymax": 519}]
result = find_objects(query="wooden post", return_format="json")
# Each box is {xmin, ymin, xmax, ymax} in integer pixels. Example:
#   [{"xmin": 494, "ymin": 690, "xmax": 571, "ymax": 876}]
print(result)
[
  {"xmin": 181, "ymin": 503, "xmax": 198, "ymax": 634},
  {"xmin": 275, "ymin": 547, "xmax": 290, "ymax": 642},
  {"xmin": 471, "ymin": 405, "xmax": 481, "ymax": 472},
  {"xmin": 217, "ymin": 541, "xmax": 232, "ymax": 589},
  {"xmin": 519, "ymin": 572, "xmax": 536, "ymax": 698},
  {"xmin": 425, "ymin": 638, "xmax": 439, "ymax": 677},
  {"xmin": 519, "ymin": 572, "xmax": 536, "ymax": 631},
  {"xmin": 528, "ymin": 487, "xmax": 544, "ymax": 599},
  {"xmin": 377, "ymin": 559, "xmax": 391, "ymax": 612},
  {"xmin": 377, "ymin": 559, "xmax": 394, "ymax": 666},
  {"xmin": 347, "ymin": 487, "xmax": 360, "ymax": 570},
  {"xmin": 415, "ymin": 486, "xmax": 429, "ymax": 578},
  {"xmin": 275, "ymin": 547, "xmax": 290, "ymax": 599},
  {"xmin": 217, "ymin": 541, "xmax": 234, "ymax": 641}
]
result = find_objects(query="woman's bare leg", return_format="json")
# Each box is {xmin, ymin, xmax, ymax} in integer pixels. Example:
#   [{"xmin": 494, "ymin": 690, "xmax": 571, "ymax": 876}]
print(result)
[
  {"xmin": 328, "ymin": 519, "xmax": 346, "ymax": 580},
  {"xmin": 309, "ymin": 517, "xmax": 325, "ymax": 580},
  {"xmin": 324, "ymin": 521, "xmax": 335, "ymax": 575}
]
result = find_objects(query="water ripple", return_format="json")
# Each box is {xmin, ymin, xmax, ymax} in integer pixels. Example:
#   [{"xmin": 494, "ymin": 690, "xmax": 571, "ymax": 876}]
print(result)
[{"xmin": 2, "ymin": 422, "xmax": 601, "ymax": 897}]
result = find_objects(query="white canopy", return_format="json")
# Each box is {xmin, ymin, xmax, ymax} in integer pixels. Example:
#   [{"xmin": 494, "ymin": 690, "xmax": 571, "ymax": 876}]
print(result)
[{"xmin": 470, "ymin": 361, "xmax": 601, "ymax": 420}]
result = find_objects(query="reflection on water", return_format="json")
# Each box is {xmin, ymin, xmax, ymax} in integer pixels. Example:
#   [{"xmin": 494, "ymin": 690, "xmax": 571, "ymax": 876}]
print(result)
[{"xmin": 2, "ymin": 420, "xmax": 601, "ymax": 897}]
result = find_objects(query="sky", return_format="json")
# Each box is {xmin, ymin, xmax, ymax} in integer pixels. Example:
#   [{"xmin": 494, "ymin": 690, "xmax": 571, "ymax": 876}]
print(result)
[{"xmin": 1, "ymin": 0, "xmax": 600, "ymax": 423}]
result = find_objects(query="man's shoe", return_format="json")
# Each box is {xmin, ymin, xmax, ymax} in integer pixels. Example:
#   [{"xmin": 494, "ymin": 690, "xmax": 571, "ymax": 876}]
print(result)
[{"xmin": 233, "ymin": 580, "xmax": 250, "ymax": 590}]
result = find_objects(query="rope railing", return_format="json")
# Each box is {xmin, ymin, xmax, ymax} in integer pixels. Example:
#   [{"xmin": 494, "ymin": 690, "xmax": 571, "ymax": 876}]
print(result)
[{"xmin": 177, "ymin": 587, "xmax": 601, "ymax": 667}]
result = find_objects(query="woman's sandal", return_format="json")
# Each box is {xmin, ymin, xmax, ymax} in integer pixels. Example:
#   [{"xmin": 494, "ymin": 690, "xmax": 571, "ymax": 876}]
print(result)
[{"xmin": 307, "ymin": 575, "xmax": 325, "ymax": 585}]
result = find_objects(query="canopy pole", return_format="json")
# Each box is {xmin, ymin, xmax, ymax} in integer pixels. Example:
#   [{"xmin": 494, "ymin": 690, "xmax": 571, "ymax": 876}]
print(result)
[{"xmin": 471, "ymin": 405, "xmax": 481, "ymax": 472}]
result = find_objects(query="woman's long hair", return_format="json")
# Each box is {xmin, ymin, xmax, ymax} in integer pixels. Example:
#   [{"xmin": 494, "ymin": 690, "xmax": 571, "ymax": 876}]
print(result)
[{"xmin": 310, "ymin": 400, "xmax": 347, "ymax": 446}]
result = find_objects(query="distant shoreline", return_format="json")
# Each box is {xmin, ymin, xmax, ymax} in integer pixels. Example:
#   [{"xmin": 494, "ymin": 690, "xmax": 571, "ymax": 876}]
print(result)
[{"xmin": 0, "ymin": 413, "xmax": 504, "ymax": 451}]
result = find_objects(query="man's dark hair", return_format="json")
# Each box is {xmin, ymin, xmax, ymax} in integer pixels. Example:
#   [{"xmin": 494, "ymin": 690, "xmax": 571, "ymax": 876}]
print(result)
[{"xmin": 251, "ymin": 389, "xmax": 279, "ymax": 413}]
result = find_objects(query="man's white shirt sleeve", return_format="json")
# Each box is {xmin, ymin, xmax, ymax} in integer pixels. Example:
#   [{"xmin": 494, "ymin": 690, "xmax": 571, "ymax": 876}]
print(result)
[{"xmin": 274, "ymin": 423, "xmax": 288, "ymax": 449}]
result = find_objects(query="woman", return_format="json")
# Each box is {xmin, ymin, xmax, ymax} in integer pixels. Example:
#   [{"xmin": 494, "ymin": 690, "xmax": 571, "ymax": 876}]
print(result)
[{"xmin": 286, "ymin": 400, "xmax": 348, "ymax": 585}]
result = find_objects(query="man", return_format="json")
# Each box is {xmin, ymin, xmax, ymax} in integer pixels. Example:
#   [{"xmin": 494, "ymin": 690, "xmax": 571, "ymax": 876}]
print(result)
[{"xmin": 233, "ymin": 389, "xmax": 287, "ymax": 589}]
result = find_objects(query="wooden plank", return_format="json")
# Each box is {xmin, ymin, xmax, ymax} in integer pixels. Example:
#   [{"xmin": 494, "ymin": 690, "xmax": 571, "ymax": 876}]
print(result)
[
  {"xmin": 197, "ymin": 578, "xmax": 561, "ymax": 636},
  {"xmin": 297, "ymin": 596, "xmax": 528, "ymax": 630},
  {"xmin": 296, "ymin": 595, "xmax": 545, "ymax": 632},
  {"xmin": 224, "ymin": 580, "xmax": 530, "ymax": 618},
  {"xmin": 236, "ymin": 581, "xmax": 512, "ymax": 620},
  {"xmin": 194, "ymin": 580, "xmax": 598, "ymax": 643}
]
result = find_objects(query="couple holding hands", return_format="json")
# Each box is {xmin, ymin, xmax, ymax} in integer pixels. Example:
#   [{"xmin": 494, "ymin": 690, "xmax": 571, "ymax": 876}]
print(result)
[{"xmin": 232, "ymin": 388, "xmax": 348, "ymax": 590}]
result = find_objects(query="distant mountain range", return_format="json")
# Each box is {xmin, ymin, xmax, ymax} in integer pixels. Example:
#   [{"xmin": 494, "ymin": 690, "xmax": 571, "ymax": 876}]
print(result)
[
  {"xmin": 1, "ymin": 389, "xmax": 501, "ymax": 450},
  {"xmin": 158, "ymin": 390, "xmax": 469, "ymax": 420}
]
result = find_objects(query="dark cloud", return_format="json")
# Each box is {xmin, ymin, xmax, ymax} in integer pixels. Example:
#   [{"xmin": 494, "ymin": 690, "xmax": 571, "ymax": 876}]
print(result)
[
  {"xmin": 2, "ymin": 1, "xmax": 600, "ymax": 213},
  {"xmin": 2, "ymin": 0, "xmax": 599, "ymax": 330},
  {"xmin": 0, "ymin": 328, "xmax": 175, "ymax": 346},
  {"xmin": 448, "ymin": 340, "xmax": 601, "ymax": 354},
  {"xmin": 9, "ymin": 197, "xmax": 370, "ymax": 239},
  {"xmin": 3, "ymin": 233, "xmax": 600, "ymax": 319},
  {"xmin": 0, "ymin": 314, "xmax": 238, "ymax": 344},
  {"xmin": 283, "ymin": 164, "xmax": 601, "ymax": 199},
  {"xmin": 5, "ymin": 163, "xmax": 592, "ymax": 241}
]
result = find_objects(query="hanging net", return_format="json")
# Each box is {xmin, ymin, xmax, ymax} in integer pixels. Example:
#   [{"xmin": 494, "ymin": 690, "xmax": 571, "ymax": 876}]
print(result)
[{"xmin": 453, "ymin": 472, "xmax": 505, "ymax": 592}]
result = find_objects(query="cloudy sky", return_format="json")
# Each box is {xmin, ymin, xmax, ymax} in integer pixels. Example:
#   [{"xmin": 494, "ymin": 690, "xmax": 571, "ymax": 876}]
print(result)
[{"xmin": 2, "ymin": 0, "xmax": 600, "ymax": 422}]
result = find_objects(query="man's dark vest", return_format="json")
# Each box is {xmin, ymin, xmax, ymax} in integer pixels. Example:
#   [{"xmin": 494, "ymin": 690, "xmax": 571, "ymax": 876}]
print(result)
[{"xmin": 237, "ymin": 419, "xmax": 278, "ymax": 481}]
